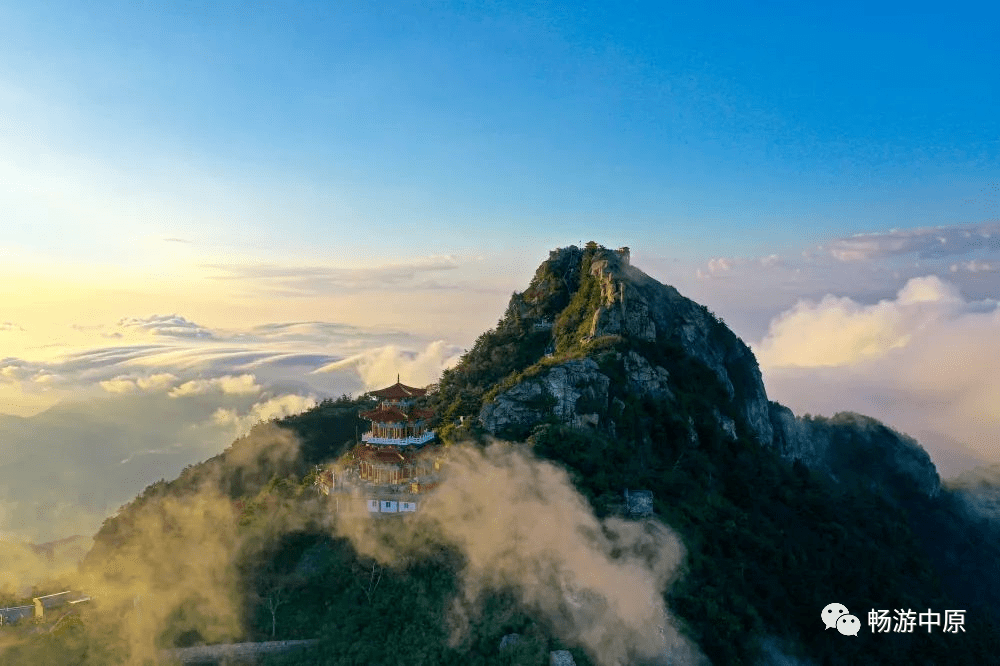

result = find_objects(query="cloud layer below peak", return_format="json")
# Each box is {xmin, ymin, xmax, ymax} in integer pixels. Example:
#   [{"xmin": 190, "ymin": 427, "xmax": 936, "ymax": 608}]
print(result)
[
  {"xmin": 0, "ymin": 314, "xmax": 462, "ymax": 543},
  {"xmin": 756, "ymin": 275, "xmax": 1000, "ymax": 476}
]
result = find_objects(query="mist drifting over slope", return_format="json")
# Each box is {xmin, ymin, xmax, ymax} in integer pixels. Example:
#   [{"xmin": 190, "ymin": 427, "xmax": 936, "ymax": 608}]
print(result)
[{"xmin": 334, "ymin": 440, "xmax": 707, "ymax": 666}]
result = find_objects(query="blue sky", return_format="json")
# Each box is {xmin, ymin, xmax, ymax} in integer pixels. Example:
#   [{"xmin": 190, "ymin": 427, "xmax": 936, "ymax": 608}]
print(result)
[
  {"xmin": 2, "ymin": 1, "xmax": 996, "ymax": 262},
  {"xmin": 1, "ymin": 1, "xmax": 999, "ymax": 540}
]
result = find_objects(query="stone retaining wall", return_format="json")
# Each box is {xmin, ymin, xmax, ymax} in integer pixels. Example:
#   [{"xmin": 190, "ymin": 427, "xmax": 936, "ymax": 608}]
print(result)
[{"xmin": 160, "ymin": 639, "xmax": 320, "ymax": 664}]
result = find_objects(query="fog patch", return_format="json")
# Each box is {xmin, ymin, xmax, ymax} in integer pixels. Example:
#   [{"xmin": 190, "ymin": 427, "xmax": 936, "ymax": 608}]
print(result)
[
  {"xmin": 945, "ymin": 464, "xmax": 1000, "ymax": 524},
  {"xmin": 333, "ymin": 440, "xmax": 706, "ymax": 665},
  {"xmin": 211, "ymin": 394, "xmax": 318, "ymax": 439},
  {"xmin": 0, "ymin": 536, "xmax": 91, "ymax": 599},
  {"xmin": 1, "ymin": 424, "xmax": 312, "ymax": 665}
]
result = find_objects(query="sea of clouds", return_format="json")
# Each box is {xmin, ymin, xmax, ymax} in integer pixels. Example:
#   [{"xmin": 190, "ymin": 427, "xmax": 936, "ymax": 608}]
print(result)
[{"xmin": 0, "ymin": 315, "xmax": 462, "ymax": 544}]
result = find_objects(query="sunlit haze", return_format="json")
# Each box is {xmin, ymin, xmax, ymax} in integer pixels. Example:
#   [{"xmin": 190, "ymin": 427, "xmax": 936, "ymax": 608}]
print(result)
[{"xmin": 1, "ymin": 1, "xmax": 997, "ymax": 541}]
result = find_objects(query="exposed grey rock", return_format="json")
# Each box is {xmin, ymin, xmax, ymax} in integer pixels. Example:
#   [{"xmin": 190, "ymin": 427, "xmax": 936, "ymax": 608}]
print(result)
[
  {"xmin": 479, "ymin": 380, "xmax": 549, "ymax": 436},
  {"xmin": 498, "ymin": 246, "xmax": 775, "ymax": 445},
  {"xmin": 499, "ymin": 633, "xmax": 520, "ymax": 650},
  {"xmin": 585, "ymin": 249, "xmax": 773, "ymax": 445},
  {"xmin": 623, "ymin": 350, "xmax": 674, "ymax": 400},
  {"xmin": 768, "ymin": 403, "xmax": 941, "ymax": 500},
  {"xmin": 479, "ymin": 359, "xmax": 610, "ymax": 436},
  {"xmin": 769, "ymin": 402, "xmax": 826, "ymax": 464},
  {"xmin": 549, "ymin": 650, "xmax": 577, "ymax": 666},
  {"xmin": 713, "ymin": 407, "xmax": 737, "ymax": 441},
  {"xmin": 542, "ymin": 358, "xmax": 610, "ymax": 427}
]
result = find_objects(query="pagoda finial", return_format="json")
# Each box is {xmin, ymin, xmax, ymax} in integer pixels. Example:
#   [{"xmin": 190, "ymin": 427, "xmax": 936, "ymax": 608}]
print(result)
[{"xmin": 397, "ymin": 373, "xmax": 400, "ymax": 383}]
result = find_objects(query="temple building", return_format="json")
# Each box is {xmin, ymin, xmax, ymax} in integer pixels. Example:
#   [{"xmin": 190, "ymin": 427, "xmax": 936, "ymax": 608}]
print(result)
[
  {"xmin": 355, "ymin": 377, "xmax": 438, "ymax": 488},
  {"xmin": 317, "ymin": 377, "xmax": 443, "ymax": 514},
  {"xmin": 359, "ymin": 377, "xmax": 435, "ymax": 446}
]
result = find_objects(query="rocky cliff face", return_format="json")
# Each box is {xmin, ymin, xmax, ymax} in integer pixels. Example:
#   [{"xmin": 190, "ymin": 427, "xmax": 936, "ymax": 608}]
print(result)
[
  {"xmin": 480, "ymin": 358, "xmax": 610, "ymax": 437},
  {"xmin": 769, "ymin": 403, "xmax": 941, "ymax": 499},
  {"xmin": 586, "ymin": 251, "xmax": 773, "ymax": 446},
  {"xmin": 481, "ymin": 245, "xmax": 773, "ymax": 446},
  {"xmin": 622, "ymin": 351, "xmax": 674, "ymax": 401}
]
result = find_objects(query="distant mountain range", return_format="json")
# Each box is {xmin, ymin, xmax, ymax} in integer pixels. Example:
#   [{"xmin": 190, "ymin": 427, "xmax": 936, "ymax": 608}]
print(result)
[{"xmin": 26, "ymin": 534, "xmax": 92, "ymax": 562}]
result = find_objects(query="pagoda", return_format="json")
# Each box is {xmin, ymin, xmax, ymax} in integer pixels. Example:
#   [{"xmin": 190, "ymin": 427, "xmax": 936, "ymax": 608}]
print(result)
[
  {"xmin": 317, "ymin": 376, "xmax": 442, "ymax": 514},
  {"xmin": 359, "ymin": 375, "xmax": 435, "ymax": 447}
]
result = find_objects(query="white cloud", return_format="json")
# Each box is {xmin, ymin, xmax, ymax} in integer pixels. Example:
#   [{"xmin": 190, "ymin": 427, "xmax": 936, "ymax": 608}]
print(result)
[
  {"xmin": 201, "ymin": 254, "xmax": 468, "ymax": 296},
  {"xmin": 695, "ymin": 257, "xmax": 738, "ymax": 280},
  {"xmin": 0, "ymin": 363, "xmax": 33, "ymax": 382},
  {"xmin": 668, "ymin": 220, "xmax": 1000, "ymax": 342},
  {"xmin": 826, "ymin": 222, "xmax": 1000, "ymax": 263},
  {"xmin": 895, "ymin": 275, "xmax": 963, "ymax": 304},
  {"xmin": 137, "ymin": 372, "xmax": 179, "ymax": 391},
  {"xmin": 0, "ymin": 317, "xmax": 443, "ymax": 407},
  {"xmin": 31, "ymin": 371, "xmax": 65, "ymax": 388},
  {"xmin": 100, "ymin": 377, "xmax": 139, "ymax": 394},
  {"xmin": 312, "ymin": 339, "xmax": 463, "ymax": 390},
  {"xmin": 950, "ymin": 260, "xmax": 997, "ymax": 273},
  {"xmin": 211, "ymin": 394, "xmax": 318, "ymax": 438},
  {"xmin": 758, "ymin": 275, "xmax": 970, "ymax": 368},
  {"xmin": 168, "ymin": 374, "xmax": 261, "ymax": 397},
  {"xmin": 117, "ymin": 313, "xmax": 216, "ymax": 339},
  {"xmin": 0, "ymin": 314, "xmax": 465, "ymax": 541},
  {"xmin": 757, "ymin": 276, "xmax": 1000, "ymax": 474},
  {"xmin": 100, "ymin": 372, "xmax": 179, "ymax": 394}
]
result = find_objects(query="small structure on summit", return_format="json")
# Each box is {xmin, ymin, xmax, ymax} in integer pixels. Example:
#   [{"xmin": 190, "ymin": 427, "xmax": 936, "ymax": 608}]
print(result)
[
  {"xmin": 0, "ymin": 591, "xmax": 91, "ymax": 626},
  {"xmin": 0, "ymin": 605, "xmax": 33, "ymax": 626},
  {"xmin": 615, "ymin": 246, "xmax": 630, "ymax": 265}
]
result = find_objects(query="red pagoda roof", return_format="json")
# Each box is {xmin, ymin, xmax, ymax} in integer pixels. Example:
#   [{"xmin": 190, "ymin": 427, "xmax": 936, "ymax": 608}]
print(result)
[
  {"xmin": 353, "ymin": 442, "xmax": 442, "ymax": 463},
  {"xmin": 359, "ymin": 405, "xmax": 434, "ymax": 423},
  {"xmin": 357, "ymin": 447, "xmax": 409, "ymax": 464},
  {"xmin": 370, "ymin": 381, "xmax": 427, "ymax": 399},
  {"xmin": 360, "ymin": 405, "xmax": 435, "ymax": 423},
  {"xmin": 360, "ymin": 405, "xmax": 409, "ymax": 422}
]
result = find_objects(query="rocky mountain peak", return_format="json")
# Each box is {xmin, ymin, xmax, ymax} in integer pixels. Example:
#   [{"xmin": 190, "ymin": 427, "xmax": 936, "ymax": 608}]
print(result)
[
  {"xmin": 483, "ymin": 243, "xmax": 774, "ymax": 446},
  {"xmin": 449, "ymin": 243, "xmax": 942, "ymax": 503}
]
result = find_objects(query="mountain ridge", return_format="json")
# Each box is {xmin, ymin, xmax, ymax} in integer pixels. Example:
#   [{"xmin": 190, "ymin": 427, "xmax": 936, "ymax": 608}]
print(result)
[{"xmin": 450, "ymin": 243, "xmax": 941, "ymax": 506}]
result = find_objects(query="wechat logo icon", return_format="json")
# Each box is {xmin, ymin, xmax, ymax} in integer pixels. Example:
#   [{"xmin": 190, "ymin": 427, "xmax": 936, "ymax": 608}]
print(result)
[{"xmin": 822, "ymin": 603, "xmax": 860, "ymax": 636}]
